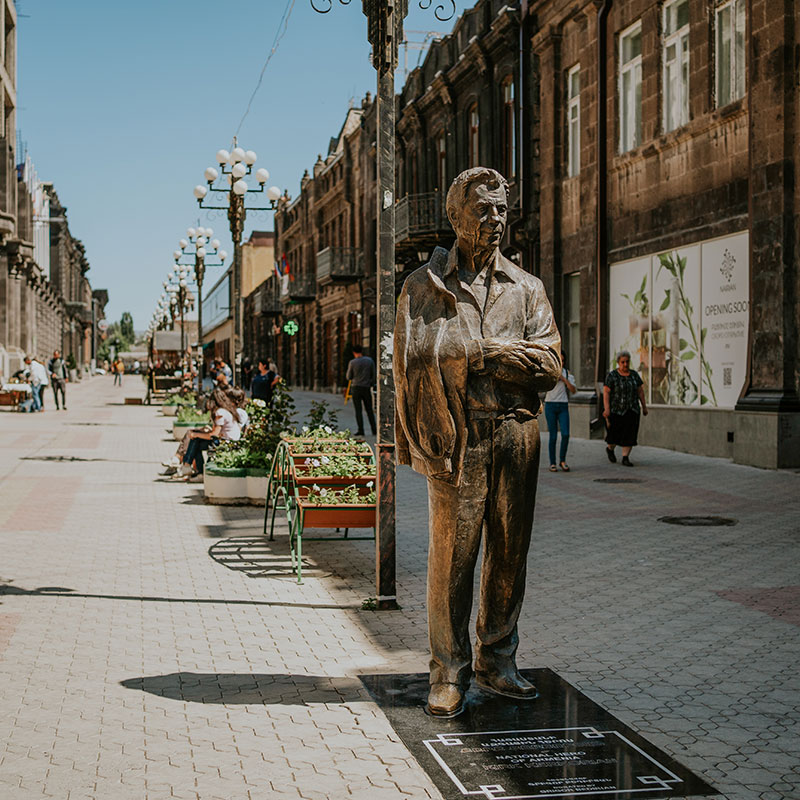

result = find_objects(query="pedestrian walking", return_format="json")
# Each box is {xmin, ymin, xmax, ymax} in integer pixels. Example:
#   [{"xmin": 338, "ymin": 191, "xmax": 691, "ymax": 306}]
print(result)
[
  {"xmin": 251, "ymin": 358, "xmax": 279, "ymax": 407},
  {"xmin": 48, "ymin": 350, "xmax": 68, "ymax": 410},
  {"xmin": 113, "ymin": 357, "xmax": 124, "ymax": 386},
  {"xmin": 543, "ymin": 354, "xmax": 576, "ymax": 471},
  {"xmin": 603, "ymin": 350, "xmax": 648, "ymax": 467},
  {"xmin": 345, "ymin": 344, "xmax": 376, "ymax": 437}
]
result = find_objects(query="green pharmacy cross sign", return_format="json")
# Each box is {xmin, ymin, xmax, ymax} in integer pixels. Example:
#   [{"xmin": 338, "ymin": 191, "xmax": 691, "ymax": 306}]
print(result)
[{"xmin": 283, "ymin": 320, "xmax": 299, "ymax": 336}]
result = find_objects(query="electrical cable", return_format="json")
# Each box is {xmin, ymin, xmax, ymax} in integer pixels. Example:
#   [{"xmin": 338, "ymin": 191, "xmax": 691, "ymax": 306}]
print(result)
[{"xmin": 234, "ymin": 0, "xmax": 297, "ymax": 138}]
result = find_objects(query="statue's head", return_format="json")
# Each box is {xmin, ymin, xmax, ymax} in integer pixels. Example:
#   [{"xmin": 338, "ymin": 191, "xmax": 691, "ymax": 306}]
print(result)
[{"xmin": 446, "ymin": 167, "xmax": 509, "ymax": 253}]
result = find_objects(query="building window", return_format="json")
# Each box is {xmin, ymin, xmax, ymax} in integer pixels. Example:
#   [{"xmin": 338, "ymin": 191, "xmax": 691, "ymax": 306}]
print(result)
[
  {"xmin": 436, "ymin": 132, "xmax": 447, "ymax": 192},
  {"xmin": 565, "ymin": 272, "xmax": 581, "ymax": 378},
  {"xmin": 567, "ymin": 64, "xmax": 580, "ymax": 177},
  {"xmin": 619, "ymin": 21, "xmax": 642, "ymax": 153},
  {"xmin": 502, "ymin": 77, "xmax": 516, "ymax": 179},
  {"xmin": 716, "ymin": 0, "xmax": 746, "ymax": 107},
  {"xmin": 663, "ymin": 0, "xmax": 690, "ymax": 132},
  {"xmin": 468, "ymin": 104, "xmax": 480, "ymax": 167}
]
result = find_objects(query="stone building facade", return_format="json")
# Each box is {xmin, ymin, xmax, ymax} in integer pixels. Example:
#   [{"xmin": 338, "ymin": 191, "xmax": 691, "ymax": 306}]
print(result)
[
  {"xmin": 525, "ymin": 0, "xmax": 798, "ymax": 467},
  {"xmin": 0, "ymin": 0, "xmax": 104, "ymax": 379},
  {"xmin": 268, "ymin": 0, "xmax": 797, "ymax": 467},
  {"xmin": 273, "ymin": 99, "xmax": 378, "ymax": 390}
]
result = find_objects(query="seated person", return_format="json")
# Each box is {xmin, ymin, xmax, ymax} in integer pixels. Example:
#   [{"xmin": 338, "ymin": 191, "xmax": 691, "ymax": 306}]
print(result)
[
  {"xmin": 178, "ymin": 389, "xmax": 241, "ymax": 481},
  {"xmin": 226, "ymin": 387, "xmax": 249, "ymax": 433}
]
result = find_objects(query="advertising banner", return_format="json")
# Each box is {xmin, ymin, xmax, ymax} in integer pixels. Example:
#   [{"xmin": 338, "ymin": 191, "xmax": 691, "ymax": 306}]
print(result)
[
  {"xmin": 608, "ymin": 232, "xmax": 749, "ymax": 409},
  {"xmin": 651, "ymin": 245, "xmax": 702, "ymax": 406},
  {"xmin": 609, "ymin": 257, "xmax": 651, "ymax": 397},
  {"xmin": 700, "ymin": 232, "xmax": 749, "ymax": 408}
]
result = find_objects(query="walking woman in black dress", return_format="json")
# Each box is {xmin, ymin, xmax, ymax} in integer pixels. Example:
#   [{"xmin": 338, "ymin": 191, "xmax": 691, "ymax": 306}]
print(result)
[{"xmin": 603, "ymin": 350, "xmax": 648, "ymax": 466}]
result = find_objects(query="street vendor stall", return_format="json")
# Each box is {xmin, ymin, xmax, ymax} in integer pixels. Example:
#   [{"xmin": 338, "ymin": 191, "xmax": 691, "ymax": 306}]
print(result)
[{"xmin": 146, "ymin": 330, "xmax": 187, "ymax": 403}]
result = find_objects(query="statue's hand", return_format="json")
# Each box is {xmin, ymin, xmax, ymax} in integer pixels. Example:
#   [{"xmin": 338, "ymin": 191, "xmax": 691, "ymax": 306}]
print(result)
[{"xmin": 483, "ymin": 339, "xmax": 544, "ymax": 373}]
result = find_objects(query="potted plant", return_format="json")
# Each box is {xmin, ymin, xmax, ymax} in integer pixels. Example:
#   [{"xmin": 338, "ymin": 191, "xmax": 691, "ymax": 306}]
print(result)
[
  {"xmin": 203, "ymin": 391, "xmax": 293, "ymax": 505},
  {"xmin": 204, "ymin": 443, "xmax": 249, "ymax": 504},
  {"xmin": 297, "ymin": 482, "xmax": 377, "ymax": 530},
  {"xmin": 173, "ymin": 406, "xmax": 210, "ymax": 440},
  {"xmin": 291, "ymin": 452, "xmax": 375, "ymax": 485},
  {"xmin": 161, "ymin": 390, "xmax": 195, "ymax": 417}
]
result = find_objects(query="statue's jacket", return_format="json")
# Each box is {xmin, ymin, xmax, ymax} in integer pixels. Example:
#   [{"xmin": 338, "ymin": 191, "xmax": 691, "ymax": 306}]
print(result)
[{"xmin": 394, "ymin": 245, "xmax": 561, "ymax": 487}]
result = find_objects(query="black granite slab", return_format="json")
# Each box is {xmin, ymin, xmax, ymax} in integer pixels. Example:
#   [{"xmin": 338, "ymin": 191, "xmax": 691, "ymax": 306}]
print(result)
[{"xmin": 360, "ymin": 669, "xmax": 719, "ymax": 800}]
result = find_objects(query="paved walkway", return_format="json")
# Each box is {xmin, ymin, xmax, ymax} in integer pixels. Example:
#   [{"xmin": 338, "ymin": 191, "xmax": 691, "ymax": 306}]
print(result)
[{"xmin": 0, "ymin": 376, "xmax": 798, "ymax": 799}]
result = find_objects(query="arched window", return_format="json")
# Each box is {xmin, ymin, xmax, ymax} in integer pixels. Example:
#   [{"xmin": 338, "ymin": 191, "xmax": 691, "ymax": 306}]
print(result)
[
  {"xmin": 502, "ymin": 77, "xmax": 516, "ymax": 179},
  {"xmin": 468, "ymin": 104, "xmax": 480, "ymax": 167}
]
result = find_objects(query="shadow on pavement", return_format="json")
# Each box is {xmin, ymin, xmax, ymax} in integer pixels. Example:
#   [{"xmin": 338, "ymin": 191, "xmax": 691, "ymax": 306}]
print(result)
[
  {"xmin": 120, "ymin": 672, "xmax": 366, "ymax": 704},
  {"xmin": 208, "ymin": 536, "xmax": 333, "ymax": 580},
  {"xmin": 0, "ymin": 582, "xmax": 360, "ymax": 609}
]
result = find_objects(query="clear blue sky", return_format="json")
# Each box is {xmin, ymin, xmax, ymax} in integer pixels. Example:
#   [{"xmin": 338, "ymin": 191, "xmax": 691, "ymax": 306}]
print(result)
[{"xmin": 18, "ymin": 0, "xmax": 469, "ymax": 331}]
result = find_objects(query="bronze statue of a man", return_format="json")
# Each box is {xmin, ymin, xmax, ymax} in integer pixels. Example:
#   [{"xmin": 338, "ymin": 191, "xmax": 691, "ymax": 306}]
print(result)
[{"xmin": 394, "ymin": 167, "xmax": 561, "ymax": 717}]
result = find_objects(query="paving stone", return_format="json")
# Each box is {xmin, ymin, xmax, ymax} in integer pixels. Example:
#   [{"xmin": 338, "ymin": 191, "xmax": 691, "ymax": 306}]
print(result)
[{"xmin": 0, "ymin": 378, "xmax": 797, "ymax": 799}]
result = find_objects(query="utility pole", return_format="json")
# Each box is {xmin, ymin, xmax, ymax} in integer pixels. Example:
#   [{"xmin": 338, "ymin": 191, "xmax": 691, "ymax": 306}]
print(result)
[{"xmin": 311, "ymin": 0, "xmax": 456, "ymax": 610}]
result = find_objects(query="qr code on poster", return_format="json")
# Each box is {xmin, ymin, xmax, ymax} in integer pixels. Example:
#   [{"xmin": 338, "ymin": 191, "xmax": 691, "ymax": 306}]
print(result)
[{"xmin": 723, "ymin": 367, "xmax": 732, "ymax": 387}]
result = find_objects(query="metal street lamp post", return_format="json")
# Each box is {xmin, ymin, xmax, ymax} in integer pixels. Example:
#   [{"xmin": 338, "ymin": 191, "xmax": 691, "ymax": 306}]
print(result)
[
  {"xmin": 166, "ymin": 266, "xmax": 195, "ymax": 383},
  {"xmin": 310, "ymin": 0, "xmax": 457, "ymax": 610},
  {"xmin": 174, "ymin": 227, "xmax": 227, "ymax": 382},
  {"xmin": 193, "ymin": 145, "xmax": 282, "ymax": 383}
]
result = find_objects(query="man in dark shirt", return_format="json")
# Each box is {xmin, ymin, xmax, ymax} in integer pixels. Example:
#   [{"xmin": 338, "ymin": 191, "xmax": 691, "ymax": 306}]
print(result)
[
  {"xmin": 250, "ymin": 358, "xmax": 279, "ymax": 406},
  {"xmin": 345, "ymin": 345, "xmax": 376, "ymax": 437},
  {"xmin": 48, "ymin": 350, "xmax": 68, "ymax": 411}
]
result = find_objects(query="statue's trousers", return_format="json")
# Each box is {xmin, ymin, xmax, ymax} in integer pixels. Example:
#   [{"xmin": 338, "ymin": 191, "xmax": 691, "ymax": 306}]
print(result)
[{"xmin": 426, "ymin": 415, "xmax": 541, "ymax": 688}]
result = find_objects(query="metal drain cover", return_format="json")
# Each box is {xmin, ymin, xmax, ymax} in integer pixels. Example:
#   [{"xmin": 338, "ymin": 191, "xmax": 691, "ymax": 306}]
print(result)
[
  {"xmin": 659, "ymin": 515, "xmax": 737, "ymax": 527},
  {"xmin": 594, "ymin": 478, "xmax": 644, "ymax": 484}
]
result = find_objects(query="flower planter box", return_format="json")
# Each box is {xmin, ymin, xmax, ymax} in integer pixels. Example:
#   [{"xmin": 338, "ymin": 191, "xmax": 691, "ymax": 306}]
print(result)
[
  {"xmin": 162, "ymin": 404, "xmax": 179, "ymax": 416},
  {"xmin": 203, "ymin": 465, "xmax": 248, "ymax": 505},
  {"xmin": 297, "ymin": 501, "xmax": 376, "ymax": 529},
  {"xmin": 246, "ymin": 468, "xmax": 270, "ymax": 503},
  {"xmin": 290, "ymin": 463, "xmax": 375, "ymax": 486}
]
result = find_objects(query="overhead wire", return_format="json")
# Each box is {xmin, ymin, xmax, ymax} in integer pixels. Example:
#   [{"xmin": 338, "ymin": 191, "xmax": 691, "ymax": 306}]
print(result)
[{"xmin": 234, "ymin": 0, "xmax": 297, "ymax": 138}]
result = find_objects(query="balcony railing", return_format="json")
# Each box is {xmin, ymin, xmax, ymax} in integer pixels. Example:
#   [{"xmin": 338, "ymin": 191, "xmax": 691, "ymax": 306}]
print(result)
[
  {"xmin": 395, "ymin": 191, "xmax": 450, "ymax": 243},
  {"xmin": 279, "ymin": 273, "xmax": 316, "ymax": 303},
  {"xmin": 254, "ymin": 279, "xmax": 282, "ymax": 315},
  {"xmin": 316, "ymin": 247, "xmax": 364, "ymax": 285}
]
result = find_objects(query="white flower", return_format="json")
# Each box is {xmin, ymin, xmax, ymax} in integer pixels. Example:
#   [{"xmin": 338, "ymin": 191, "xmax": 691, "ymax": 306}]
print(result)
[
  {"xmin": 312, "ymin": 484, "xmax": 320, "ymax": 492},
  {"xmin": 366, "ymin": 481, "xmax": 374, "ymax": 488},
  {"xmin": 320, "ymin": 455, "xmax": 330, "ymax": 464},
  {"xmin": 323, "ymin": 425, "xmax": 332, "ymax": 434},
  {"xmin": 320, "ymin": 488, "xmax": 328, "ymax": 497},
  {"xmin": 304, "ymin": 458, "xmax": 311, "ymax": 465},
  {"xmin": 302, "ymin": 425, "xmax": 310, "ymax": 433},
  {"xmin": 252, "ymin": 398, "xmax": 266, "ymax": 408},
  {"xmin": 311, "ymin": 458, "xmax": 320, "ymax": 467}
]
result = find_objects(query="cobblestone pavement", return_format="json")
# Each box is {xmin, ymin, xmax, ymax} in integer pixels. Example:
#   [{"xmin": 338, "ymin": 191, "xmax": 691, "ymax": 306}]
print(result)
[{"xmin": 0, "ymin": 377, "xmax": 798, "ymax": 800}]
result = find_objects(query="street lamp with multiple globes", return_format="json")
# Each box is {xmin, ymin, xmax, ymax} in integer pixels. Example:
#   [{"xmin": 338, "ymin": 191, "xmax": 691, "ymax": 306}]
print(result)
[
  {"xmin": 193, "ymin": 143, "xmax": 282, "ymax": 382},
  {"xmin": 165, "ymin": 265, "xmax": 194, "ymax": 382},
  {"xmin": 174, "ymin": 226, "xmax": 227, "ymax": 380}
]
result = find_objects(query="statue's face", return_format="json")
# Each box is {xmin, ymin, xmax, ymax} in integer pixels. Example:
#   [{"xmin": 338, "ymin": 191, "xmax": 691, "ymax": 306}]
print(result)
[{"xmin": 455, "ymin": 182, "xmax": 507, "ymax": 251}]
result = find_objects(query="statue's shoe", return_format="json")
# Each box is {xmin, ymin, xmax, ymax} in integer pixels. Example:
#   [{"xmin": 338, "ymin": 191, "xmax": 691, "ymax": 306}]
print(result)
[
  {"xmin": 426, "ymin": 683, "xmax": 465, "ymax": 718},
  {"xmin": 475, "ymin": 669, "xmax": 539, "ymax": 700}
]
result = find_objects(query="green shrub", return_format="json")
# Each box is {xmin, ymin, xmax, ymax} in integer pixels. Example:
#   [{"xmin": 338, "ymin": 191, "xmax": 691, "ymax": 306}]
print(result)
[
  {"xmin": 164, "ymin": 391, "xmax": 196, "ymax": 407},
  {"xmin": 306, "ymin": 399, "xmax": 339, "ymax": 431},
  {"xmin": 176, "ymin": 406, "xmax": 210, "ymax": 424}
]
